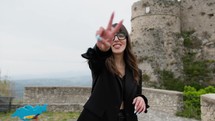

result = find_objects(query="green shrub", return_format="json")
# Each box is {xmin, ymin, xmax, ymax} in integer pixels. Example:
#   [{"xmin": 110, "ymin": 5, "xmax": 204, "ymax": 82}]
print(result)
[
  {"xmin": 181, "ymin": 30, "xmax": 214, "ymax": 89},
  {"xmin": 142, "ymin": 74, "xmax": 150, "ymax": 82},
  {"xmin": 181, "ymin": 31, "xmax": 195, "ymax": 48},
  {"xmin": 177, "ymin": 86, "xmax": 215, "ymax": 120},
  {"xmin": 159, "ymin": 70, "xmax": 185, "ymax": 91},
  {"xmin": 182, "ymin": 53, "xmax": 213, "ymax": 90}
]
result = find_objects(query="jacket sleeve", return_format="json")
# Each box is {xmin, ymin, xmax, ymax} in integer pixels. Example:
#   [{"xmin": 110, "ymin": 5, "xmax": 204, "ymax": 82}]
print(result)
[
  {"xmin": 136, "ymin": 69, "xmax": 150, "ymax": 113},
  {"xmin": 81, "ymin": 45, "xmax": 112, "ymax": 76}
]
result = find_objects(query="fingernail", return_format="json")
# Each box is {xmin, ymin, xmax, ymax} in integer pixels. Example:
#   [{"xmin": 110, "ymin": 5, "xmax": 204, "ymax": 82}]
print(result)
[
  {"xmin": 134, "ymin": 110, "xmax": 137, "ymax": 114},
  {"xmin": 96, "ymin": 35, "xmax": 102, "ymax": 41}
]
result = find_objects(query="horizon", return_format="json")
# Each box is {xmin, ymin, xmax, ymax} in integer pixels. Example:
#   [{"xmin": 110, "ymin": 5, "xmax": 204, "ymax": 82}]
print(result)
[
  {"xmin": 0, "ymin": 0, "xmax": 138, "ymax": 79},
  {"xmin": 8, "ymin": 75, "xmax": 92, "ymax": 99},
  {"xmin": 1, "ymin": 69, "xmax": 91, "ymax": 80}
]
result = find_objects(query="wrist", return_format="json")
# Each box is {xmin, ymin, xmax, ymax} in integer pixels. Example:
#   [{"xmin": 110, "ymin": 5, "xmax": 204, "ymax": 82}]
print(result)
[{"xmin": 96, "ymin": 43, "xmax": 110, "ymax": 52}]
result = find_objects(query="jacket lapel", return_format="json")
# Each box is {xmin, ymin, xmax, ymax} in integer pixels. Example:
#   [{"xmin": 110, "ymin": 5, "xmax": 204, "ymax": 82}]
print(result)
[
  {"xmin": 116, "ymin": 75, "xmax": 123, "ymax": 100},
  {"xmin": 124, "ymin": 68, "xmax": 137, "ymax": 101}
]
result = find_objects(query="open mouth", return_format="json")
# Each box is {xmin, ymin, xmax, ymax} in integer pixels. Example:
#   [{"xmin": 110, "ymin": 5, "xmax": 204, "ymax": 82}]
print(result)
[{"xmin": 113, "ymin": 43, "xmax": 122, "ymax": 49}]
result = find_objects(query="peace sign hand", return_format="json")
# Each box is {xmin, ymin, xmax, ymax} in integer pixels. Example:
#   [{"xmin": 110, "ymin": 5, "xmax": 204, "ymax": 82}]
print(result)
[{"xmin": 96, "ymin": 12, "xmax": 123, "ymax": 52}]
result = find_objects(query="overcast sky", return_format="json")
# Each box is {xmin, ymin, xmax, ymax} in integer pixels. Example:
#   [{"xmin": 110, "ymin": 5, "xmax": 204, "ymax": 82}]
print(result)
[{"xmin": 0, "ymin": 0, "xmax": 138, "ymax": 79}]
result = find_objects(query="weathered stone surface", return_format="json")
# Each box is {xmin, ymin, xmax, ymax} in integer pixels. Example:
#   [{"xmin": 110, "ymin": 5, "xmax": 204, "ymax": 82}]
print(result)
[
  {"xmin": 131, "ymin": 0, "xmax": 215, "ymax": 83},
  {"xmin": 131, "ymin": 0, "xmax": 183, "ymax": 82},
  {"xmin": 181, "ymin": 0, "xmax": 215, "ymax": 41},
  {"xmin": 23, "ymin": 87, "xmax": 203, "ymax": 120},
  {"xmin": 23, "ymin": 86, "xmax": 90, "ymax": 112},
  {"xmin": 201, "ymin": 94, "xmax": 215, "ymax": 121},
  {"xmin": 24, "ymin": 87, "xmax": 183, "ymax": 114},
  {"xmin": 143, "ymin": 88, "xmax": 183, "ymax": 115},
  {"xmin": 138, "ymin": 109, "xmax": 199, "ymax": 121}
]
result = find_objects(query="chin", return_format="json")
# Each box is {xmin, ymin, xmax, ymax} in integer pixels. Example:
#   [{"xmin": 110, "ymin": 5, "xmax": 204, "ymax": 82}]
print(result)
[
  {"xmin": 112, "ymin": 50, "xmax": 124, "ymax": 54},
  {"xmin": 111, "ymin": 46, "xmax": 125, "ymax": 54}
]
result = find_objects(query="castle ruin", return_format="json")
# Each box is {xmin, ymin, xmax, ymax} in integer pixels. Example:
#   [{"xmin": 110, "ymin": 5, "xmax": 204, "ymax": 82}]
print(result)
[{"xmin": 130, "ymin": 0, "xmax": 215, "ymax": 83}]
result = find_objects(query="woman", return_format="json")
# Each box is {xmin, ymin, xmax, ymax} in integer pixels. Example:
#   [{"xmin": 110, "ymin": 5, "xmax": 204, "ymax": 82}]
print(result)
[{"xmin": 77, "ymin": 12, "xmax": 149, "ymax": 121}]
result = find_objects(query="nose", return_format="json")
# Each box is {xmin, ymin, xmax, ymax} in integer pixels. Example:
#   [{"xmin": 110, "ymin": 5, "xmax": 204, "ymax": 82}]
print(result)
[{"xmin": 113, "ymin": 35, "xmax": 119, "ymax": 41}]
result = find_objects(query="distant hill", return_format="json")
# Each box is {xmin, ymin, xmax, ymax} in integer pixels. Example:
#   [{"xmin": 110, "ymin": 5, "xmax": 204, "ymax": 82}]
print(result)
[{"xmin": 10, "ymin": 75, "xmax": 91, "ymax": 99}]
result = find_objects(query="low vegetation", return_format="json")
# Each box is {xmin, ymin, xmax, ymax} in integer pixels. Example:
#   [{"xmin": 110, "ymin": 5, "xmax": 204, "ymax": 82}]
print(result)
[
  {"xmin": 0, "ymin": 111, "xmax": 80, "ymax": 121},
  {"xmin": 177, "ymin": 86, "xmax": 215, "ymax": 120},
  {"xmin": 143, "ymin": 31, "xmax": 215, "ymax": 120},
  {"xmin": 0, "ymin": 78, "xmax": 14, "ymax": 96}
]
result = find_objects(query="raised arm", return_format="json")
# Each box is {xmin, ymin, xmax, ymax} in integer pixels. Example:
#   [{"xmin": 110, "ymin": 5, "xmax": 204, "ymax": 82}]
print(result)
[{"xmin": 96, "ymin": 12, "xmax": 123, "ymax": 52}]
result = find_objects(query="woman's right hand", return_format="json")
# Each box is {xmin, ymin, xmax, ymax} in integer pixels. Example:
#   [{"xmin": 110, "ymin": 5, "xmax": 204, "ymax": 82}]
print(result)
[{"xmin": 96, "ymin": 12, "xmax": 123, "ymax": 52}]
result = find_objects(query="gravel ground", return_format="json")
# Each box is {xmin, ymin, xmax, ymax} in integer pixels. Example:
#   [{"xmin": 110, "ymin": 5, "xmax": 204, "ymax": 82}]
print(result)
[
  {"xmin": 68, "ymin": 109, "xmax": 200, "ymax": 121},
  {"xmin": 138, "ymin": 109, "xmax": 199, "ymax": 121}
]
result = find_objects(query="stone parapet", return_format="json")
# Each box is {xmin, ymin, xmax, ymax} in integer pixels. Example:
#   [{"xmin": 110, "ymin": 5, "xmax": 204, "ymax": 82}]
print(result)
[
  {"xmin": 23, "ymin": 86, "xmax": 90, "ymax": 112},
  {"xmin": 201, "ymin": 94, "xmax": 215, "ymax": 121},
  {"xmin": 23, "ymin": 86, "xmax": 214, "ymax": 118},
  {"xmin": 143, "ymin": 87, "xmax": 183, "ymax": 115},
  {"xmin": 24, "ymin": 87, "xmax": 183, "ymax": 114},
  {"xmin": 131, "ymin": 0, "xmax": 180, "ymax": 21}
]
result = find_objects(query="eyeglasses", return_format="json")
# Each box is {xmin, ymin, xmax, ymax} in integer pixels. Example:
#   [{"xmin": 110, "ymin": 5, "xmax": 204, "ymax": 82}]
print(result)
[{"xmin": 113, "ymin": 32, "xmax": 126, "ymax": 41}]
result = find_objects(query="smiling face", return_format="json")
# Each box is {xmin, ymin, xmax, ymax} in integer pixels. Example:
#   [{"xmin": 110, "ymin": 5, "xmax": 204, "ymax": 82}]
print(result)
[{"xmin": 111, "ymin": 32, "xmax": 127, "ymax": 55}]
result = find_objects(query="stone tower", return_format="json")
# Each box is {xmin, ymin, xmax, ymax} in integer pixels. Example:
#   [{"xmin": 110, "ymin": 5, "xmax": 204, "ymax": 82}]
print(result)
[
  {"xmin": 130, "ymin": 0, "xmax": 215, "ymax": 84},
  {"xmin": 181, "ymin": 0, "xmax": 215, "ymax": 60},
  {"xmin": 130, "ymin": 0, "xmax": 183, "ymax": 83}
]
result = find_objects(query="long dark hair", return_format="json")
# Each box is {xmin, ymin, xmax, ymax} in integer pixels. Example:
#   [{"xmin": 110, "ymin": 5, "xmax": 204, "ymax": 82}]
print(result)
[{"xmin": 105, "ymin": 23, "xmax": 140, "ymax": 82}]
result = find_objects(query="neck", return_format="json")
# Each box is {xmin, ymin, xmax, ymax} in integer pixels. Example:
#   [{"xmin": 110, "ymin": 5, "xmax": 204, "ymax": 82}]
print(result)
[
  {"xmin": 114, "ymin": 54, "xmax": 125, "ymax": 77},
  {"xmin": 114, "ymin": 54, "xmax": 124, "ymax": 66}
]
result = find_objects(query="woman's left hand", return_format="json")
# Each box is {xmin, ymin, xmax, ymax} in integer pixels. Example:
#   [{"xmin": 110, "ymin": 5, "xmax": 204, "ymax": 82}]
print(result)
[{"xmin": 132, "ymin": 96, "xmax": 146, "ymax": 114}]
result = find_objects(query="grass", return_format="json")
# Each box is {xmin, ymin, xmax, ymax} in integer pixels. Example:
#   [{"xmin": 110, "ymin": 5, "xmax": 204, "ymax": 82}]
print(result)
[
  {"xmin": 0, "ymin": 111, "xmax": 80, "ymax": 121},
  {"xmin": 0, "ymin": 78, "xmax": 80, "ymax": 121}
]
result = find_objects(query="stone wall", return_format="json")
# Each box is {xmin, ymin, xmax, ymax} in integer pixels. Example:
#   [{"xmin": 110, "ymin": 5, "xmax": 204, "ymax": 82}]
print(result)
[
  {"xmin": 23, "ymin": 87, "xmax": 215, "ymax": 119},
  {"xmin": 143, "ymin": 87, "xmax": 183, "ymax": 115},
  {"xmin": 131, "ymin": 0, "xmax": 183, "ymax": 82},
  {"xmin": 23, "ymin": 86, "xmax": 183, "ymax": 115},
  {"xmin": 181, "ymin": 0, "xmax": 215, "ymax": 42},
  {"xmin": 131, "ymin": 0, "xmax": 215, "ymax": 83},
  {"xmin": 201, "ymin": 94, "xmax": 215, "ymax": 121},
  {"xmin": 23, "ymin": 86, "xmax": 91, "ymax": 112},
  {"xmin": 181, "ymin": 0, "xmax": 215, "ymax": 61}
]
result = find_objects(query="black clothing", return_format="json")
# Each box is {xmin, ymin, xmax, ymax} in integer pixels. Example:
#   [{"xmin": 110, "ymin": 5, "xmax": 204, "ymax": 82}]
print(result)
[
  {"xmin": 77, "ymin": 46, "xmax": 149, "ymax": 121},
  {"xmin": 118, "ymin": 109, "xmax": 126, "ymax": 121}
]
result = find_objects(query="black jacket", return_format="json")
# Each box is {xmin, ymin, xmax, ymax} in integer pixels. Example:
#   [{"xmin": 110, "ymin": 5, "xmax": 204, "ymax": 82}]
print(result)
[{"xmin": 79, "ymin": 46, "xmax": 149, "ymax": 121}]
